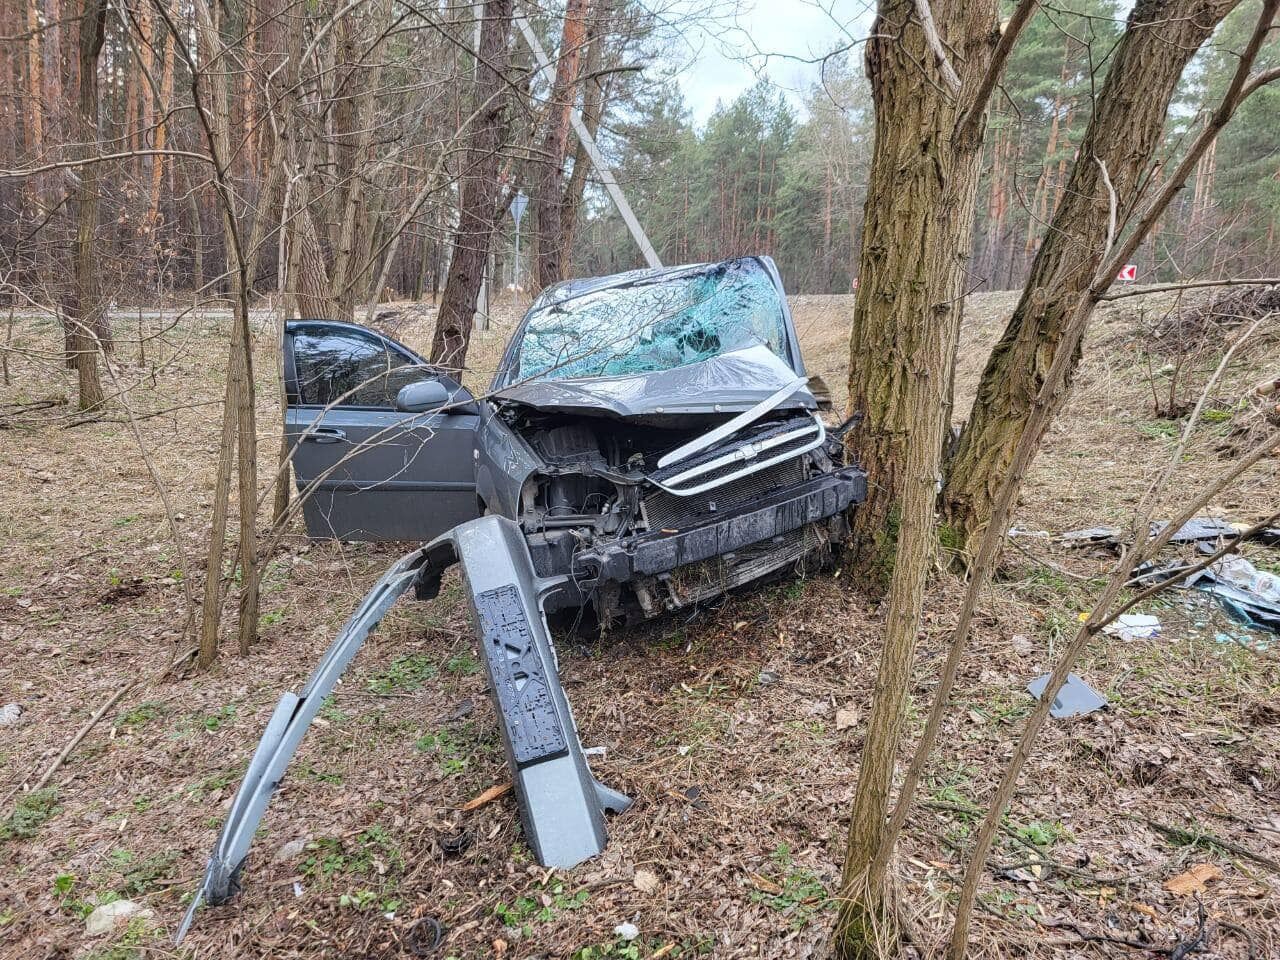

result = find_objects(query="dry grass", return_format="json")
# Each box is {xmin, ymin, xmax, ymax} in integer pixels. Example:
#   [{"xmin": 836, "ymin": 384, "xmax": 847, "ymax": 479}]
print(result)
[{"xmin": 0, "ymin": 288, "xmax": 1277, "ymax": 959}]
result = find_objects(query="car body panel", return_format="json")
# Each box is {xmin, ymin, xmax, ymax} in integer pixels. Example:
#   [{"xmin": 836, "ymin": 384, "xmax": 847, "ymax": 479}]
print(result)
[{"xmin": 283, "ymin": 319, "xmax": 480, "ymax": 540}]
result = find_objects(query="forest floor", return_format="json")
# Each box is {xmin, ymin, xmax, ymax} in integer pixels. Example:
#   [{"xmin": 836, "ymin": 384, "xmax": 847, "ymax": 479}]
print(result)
[{"xmin": 1, "ymin": 287, "xmax": 1278, "ymax": 960}]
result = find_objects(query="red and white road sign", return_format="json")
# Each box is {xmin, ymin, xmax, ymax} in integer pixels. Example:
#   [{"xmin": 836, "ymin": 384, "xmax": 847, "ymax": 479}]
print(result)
[{"xmin": 1117, "ymin": 264, "xmax": 1137, "ymax": 282}]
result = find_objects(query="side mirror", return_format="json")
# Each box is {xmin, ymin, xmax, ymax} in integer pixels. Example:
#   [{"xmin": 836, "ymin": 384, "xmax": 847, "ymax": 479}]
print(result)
[{"xmin": 395, "ymin": 379, "xmax": 451, "ymax": 413}]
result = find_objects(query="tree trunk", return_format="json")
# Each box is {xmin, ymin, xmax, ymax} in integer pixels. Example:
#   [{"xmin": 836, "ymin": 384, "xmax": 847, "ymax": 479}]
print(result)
[
  {"xmin": 558, "ymin": 1, "xmax": 608, "ymax": 278},
  {"xmin": 67, "ymin": 0, "xmax": 107, "ymax": 411},
  {"xmin": 942, "ymin": 0, "xmax": 1238, "ymax": 561},
  {"xmin": 430, "ymin": 0, "xmax": 513, "ymax": 371},
  {"xmin": 531, "ymin": 0, "xmax": 588, "ymax": 292},
  {"xmin": 834, "ymin": 0, "xmax": 999, "ymax": 956}
]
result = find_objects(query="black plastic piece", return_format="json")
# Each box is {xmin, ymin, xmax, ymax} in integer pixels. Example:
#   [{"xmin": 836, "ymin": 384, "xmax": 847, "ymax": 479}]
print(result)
[
  {"xmin": 474, "ymin": 584, "xmax": 569, "ymax": 765},
  {"xmin": 579, "ymin": 466, "xmax": 866, "ymax": 582}
]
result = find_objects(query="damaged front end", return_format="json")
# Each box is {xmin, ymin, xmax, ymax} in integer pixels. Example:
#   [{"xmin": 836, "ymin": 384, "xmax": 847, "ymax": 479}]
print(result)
[{"xmin": 180, "ymin": 257, "xmax": 865, "ymax": 939}]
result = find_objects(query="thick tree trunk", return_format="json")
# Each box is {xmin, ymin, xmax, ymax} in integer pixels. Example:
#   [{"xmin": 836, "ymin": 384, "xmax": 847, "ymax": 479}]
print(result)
[
  {"xmin": 941, "ymin": 0, "xmax": 1238, "ymax": 561},
  {"xmin": 834, "ymin": 1, "xmax": 999, "ymax": 956},
  {"xmin": 842, "ymin": 0, "xmax": 995, "ymax": 584},
  {"xmin": 430, "ymin": 0, "xmax": 513, "ymax": 371}
]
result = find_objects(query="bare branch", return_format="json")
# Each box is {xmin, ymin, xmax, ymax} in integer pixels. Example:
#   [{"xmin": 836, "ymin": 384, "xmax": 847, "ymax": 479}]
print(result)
[
  {"xmin": 914, "ymin": 0, "xmax": 962, "ymax": 94},
  {"xmin": 956, "ymin": 0, "xmax": 1038, "ymax": 143},
  {"xmin": 1099, "ymin": 277, "xmax": 1280, "ymax": 301}
]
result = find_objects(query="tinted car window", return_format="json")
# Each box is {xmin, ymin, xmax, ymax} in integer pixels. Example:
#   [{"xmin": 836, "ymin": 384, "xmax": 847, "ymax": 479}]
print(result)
[{"xmin": 292, "ymin": 325, "xmax": 432, "ymax": 408}]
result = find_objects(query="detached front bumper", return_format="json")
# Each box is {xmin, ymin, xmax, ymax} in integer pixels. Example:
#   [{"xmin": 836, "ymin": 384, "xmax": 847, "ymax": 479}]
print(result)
[{"xmin": 574, "ymin": 466, "xmax": 867, "ymax": 584}]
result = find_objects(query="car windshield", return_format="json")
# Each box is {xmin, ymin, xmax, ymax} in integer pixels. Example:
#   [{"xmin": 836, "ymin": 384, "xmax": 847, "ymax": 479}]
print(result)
[{"xmin": 512, "ymin": 259, "xmax": 789, "ymax": 383}]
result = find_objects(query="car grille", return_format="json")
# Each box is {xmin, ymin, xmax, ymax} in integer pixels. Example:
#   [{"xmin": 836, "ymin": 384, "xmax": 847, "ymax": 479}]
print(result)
[
  {"xmin": 662, "ymin": 525, "xmax": 824, "ymax": 609},
  {"xmin": 641, "ymin": 457, "xmax": 805, "ymax": 532}
]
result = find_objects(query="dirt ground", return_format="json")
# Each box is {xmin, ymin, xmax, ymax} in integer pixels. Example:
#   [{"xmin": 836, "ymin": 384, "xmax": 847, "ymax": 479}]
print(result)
[{"xmin": 1, "ymin": 287, "xmax": 1277, "ymax": 960}]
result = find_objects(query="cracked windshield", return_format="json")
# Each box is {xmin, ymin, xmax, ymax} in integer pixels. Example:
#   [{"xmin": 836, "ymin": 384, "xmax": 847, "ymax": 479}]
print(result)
[{"xmin": 514, "ymin": 259, "xmax": 788, "ymax": 382}]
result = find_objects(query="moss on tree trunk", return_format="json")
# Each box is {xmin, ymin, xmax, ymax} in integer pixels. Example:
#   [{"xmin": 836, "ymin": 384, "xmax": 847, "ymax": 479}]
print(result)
[
  {"xmin": 941, "ymin": 0, "xmax": 1237, "ymax": 562},
  {"xmin": 835, "ymin": 1, "xmax": 998, "ymax": 956}
]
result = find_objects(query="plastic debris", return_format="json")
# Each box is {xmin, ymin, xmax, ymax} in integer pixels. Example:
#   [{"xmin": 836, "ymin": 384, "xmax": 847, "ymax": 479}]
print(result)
[
  {"xmin": 1008, "ymin": 527, "xmax": 1051, "ymax": 540},
  {"xmin": 615, "ymin": 922, "xmax": 641, "ymax": 941},
  {"xmin": 1188, "ymin": 556, "xmax": 1280, "ymax": 634},
  {"xmin": 1027, "ymin": 672, "xmax": 1108, "ymax": 718},
  {"xmin": 1103, "ymin": 613, "xmax": 1162, "ymax": 641},
  {"xmin": 1151, "ymin": 516, "xmax": 1236, "ymax": 544},
  {"xmin": 1059, "ymin": 526, "xmax": 1122, "ymax": 547},
  {"xmin": 0, "ymin": 703, "xmax": 22, "ymax": 726}
]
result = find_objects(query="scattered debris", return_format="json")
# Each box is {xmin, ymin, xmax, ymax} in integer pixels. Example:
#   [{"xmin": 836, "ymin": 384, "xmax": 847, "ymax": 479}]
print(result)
[
  {"xmin": 835, "ymin": 707, "xmax": 859, "ymax": 731},
  {"xmin": 1188, "ymin": 555, "xmax": 1280, "ymax": 633},
  {"xmin": 0, "ymin": 703, "xmax": 21, "ymax": 726},
  {"xmin": 1152, "ymin": 516, "xmax": 1237, "ymax": 545},
  {"xmin": 1010, "ymin": 634, "xmax": 1036, "ymax": 657},
  {"xmin": 1103, "ymin": 613, "xmax": 1162, "ymax": 641},
  {"xmin": 1059, "ymin": 526, "xmax": 1122, "ymax": 547},
  {"xmin": 682, "ymin": 785, "xmax": 707, "ymax": 810},
  {"xmin": 404, "ymin": 915, "xmax": 446, "ymax": 955},
  {"xmin": 614, "ymin": 921, "xmax": 640, "ymax": 941},
  {"xmin": 1061, "ymin": 515, "xmax": 1277, "ymax": 552},
  {"xmin": 1162, "ymin": 863, "xmax": 1222, "ymax": 896},
  {"xmin": 1008, "ymin": 527, "xmax": 1051, "ymax": 539},
  {"xmin": 757, "ymin": 670, "xmax": 780, "ymax": 686},
  {"xmin": 84, "ymin": 899, "xmax": 155, "ymax": 937},
  {"xmin": 1027, "ymin": 672, "xmax": 1108, "ymax": 718},
  {"xmin": 439, "ymin": 829, "xmax": 473, "ymax": 858}
]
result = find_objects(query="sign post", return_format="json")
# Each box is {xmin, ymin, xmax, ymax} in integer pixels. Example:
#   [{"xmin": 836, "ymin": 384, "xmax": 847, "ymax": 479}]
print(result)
[{"xmin": 511, "ymin": 189, "xmax": 529, "ymax": 293}]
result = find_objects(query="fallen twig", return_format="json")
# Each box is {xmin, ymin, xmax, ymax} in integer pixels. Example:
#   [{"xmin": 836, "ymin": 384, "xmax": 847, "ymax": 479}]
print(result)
[
  {"xmin": 461, "ymin": 781, "xmax": 512, "ymax": 811},
  {"xmin": 1144, "ymin": 818, "xmax": 1280, "ymax": 874},
  {"xmin": 4, "ymin": 681, "xmax": 136, "ymax": 803}
]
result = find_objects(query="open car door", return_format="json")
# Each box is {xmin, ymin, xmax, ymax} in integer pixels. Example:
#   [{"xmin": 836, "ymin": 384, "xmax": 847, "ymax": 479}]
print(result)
[{"xmin": 284, "ymin": 320, "xmax": 481, "ymax": 541}]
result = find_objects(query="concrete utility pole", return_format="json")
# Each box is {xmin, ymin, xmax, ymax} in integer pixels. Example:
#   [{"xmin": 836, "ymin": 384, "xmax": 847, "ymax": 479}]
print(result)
[
  {"xmin": 513, "ymin": 8, "xmax": 662, "ymax": 270},
  {"xmin": 473, "ymin": 2, "xmax": 490, "ymax": 331},
  {"xmin": 511, "ymin": 189, "xmax": 528, "ymax": 291}
]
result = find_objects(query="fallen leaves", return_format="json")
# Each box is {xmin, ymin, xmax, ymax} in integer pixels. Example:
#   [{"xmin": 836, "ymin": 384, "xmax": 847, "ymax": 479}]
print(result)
[
  {"xmin": 633, "ymin": 868, "xmax": 660, "ymax": 894},
  {"xmin": 1163, "ymin": 863, "xmax": 1222, "ymax": 896}
]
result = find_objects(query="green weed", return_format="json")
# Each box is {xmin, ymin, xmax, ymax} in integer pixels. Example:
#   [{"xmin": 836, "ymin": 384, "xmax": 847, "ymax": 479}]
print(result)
[
  {"xmin": 1, "ymin": 788, "xmax": 60, "ymax": 840},
  {"xmin": 367, "ymin": 654, "xmax": 438, "ymax": 694}
]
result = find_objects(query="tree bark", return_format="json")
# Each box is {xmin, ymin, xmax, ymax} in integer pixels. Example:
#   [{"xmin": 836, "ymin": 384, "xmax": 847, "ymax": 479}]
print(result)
[
  {"xmin": 557, "ymin": 1, "xmax": 608, "ymax": 277},
  {"xmin": 531, "ymin": 0, "xmax": 588, "ymax": 292},
  {"xmin": 834, "ymin": 1, "xmax": 1000, "ymax": 956},
  {"xmin": 941, "ymin": 0, "xmax": 1239, "ymax": 562},
  {"xmin": 66, "ymin": 0, "xmax": 107, "ymax": 410},
  {"xmin": 430, "ymin": 0, "xmax": 513, "ymax": 371}
]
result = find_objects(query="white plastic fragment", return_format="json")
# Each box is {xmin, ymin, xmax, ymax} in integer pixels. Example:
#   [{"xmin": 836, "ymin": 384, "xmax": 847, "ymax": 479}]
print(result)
[
  {"xmin": 615, "ymin": 922, "xmax": 640, "ymax": 941},
  {"xmin": 1103, "ymin": 613, "xmax": 1161, "ymax": 641},
  {"xmin": 0, "ymin": 703, "xmax": 22, "ymax": 726}
]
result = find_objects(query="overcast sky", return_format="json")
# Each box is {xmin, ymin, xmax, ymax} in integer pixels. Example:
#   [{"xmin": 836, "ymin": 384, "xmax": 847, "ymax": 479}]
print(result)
[{"xmin": 670, "ymin": 0, "xmax": 875, "ymax": 125}]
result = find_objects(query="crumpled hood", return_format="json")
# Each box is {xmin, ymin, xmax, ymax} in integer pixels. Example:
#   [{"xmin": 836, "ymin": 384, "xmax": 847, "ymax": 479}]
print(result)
[{"xmin": 494, "ymin": 343, "xmax": 816, "ymax": 419}]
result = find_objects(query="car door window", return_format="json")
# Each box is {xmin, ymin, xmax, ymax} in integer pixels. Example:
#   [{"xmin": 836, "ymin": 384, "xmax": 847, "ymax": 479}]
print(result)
[{"xmin": 291, "ymin": 325, "xmax": 433, "ymax": 408}]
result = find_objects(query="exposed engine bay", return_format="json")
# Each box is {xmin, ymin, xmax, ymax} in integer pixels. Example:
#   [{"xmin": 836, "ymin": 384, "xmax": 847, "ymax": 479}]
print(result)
[{"xmin": 500, "ymin": 401, "xmax": 860, "ymax": 624}]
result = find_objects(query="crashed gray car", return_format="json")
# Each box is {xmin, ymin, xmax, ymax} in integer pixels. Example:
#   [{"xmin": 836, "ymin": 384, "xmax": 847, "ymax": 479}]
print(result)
[{"xmin": 180, "ymin": 256, "xmax": 866, "ymax": 938}]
